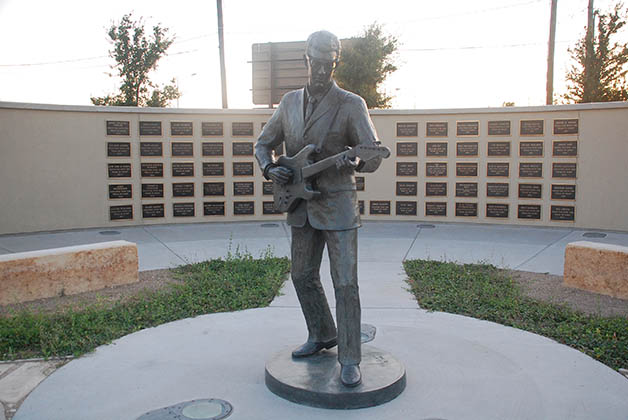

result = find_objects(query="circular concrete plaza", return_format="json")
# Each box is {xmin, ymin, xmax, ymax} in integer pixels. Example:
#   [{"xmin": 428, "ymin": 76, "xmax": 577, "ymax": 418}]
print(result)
[{"xmin": 13, "ymin": 306, "xmax": 628, "ymax": 420}]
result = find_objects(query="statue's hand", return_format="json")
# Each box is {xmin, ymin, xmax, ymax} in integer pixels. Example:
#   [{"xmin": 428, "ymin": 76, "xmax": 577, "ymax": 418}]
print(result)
[
  {"xmin": 268, "ymin": 166, "xmax": 293, "ymax": 184},
  {"xmin": 335, "ymin": 152, "xmax": 360, "ymax": 170}
]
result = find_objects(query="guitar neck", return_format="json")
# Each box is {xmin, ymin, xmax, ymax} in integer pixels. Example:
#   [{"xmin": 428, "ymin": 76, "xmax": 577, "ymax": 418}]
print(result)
[{"xmin": 301, "ymin": 150, "xmax": 351, "ymax": 179}]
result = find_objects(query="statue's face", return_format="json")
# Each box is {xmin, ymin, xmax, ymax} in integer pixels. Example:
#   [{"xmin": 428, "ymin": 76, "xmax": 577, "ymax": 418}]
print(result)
[{"xmin": 305, "ymin": 55, "xmax": 337, "ymax": 94}]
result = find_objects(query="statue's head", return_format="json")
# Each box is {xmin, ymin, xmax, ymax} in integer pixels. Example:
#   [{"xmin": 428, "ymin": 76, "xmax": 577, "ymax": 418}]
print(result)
[{"xmin": 304, "ymin": 30, "xmax": 341, "ymax": 94}]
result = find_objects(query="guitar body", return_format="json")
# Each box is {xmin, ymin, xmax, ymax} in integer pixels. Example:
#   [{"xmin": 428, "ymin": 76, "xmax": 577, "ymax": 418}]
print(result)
[{"xmin": 273, "ymin": 144, "xmax": 322, "ymax": 213}]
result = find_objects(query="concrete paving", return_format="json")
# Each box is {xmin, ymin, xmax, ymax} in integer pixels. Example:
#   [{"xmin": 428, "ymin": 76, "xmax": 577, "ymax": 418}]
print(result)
[{"xmin": 0, "ymin": 221, "xmax": 627, "ymax": 420}]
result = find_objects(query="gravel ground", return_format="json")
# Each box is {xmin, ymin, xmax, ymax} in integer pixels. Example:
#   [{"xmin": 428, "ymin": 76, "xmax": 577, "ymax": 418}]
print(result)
[{"xmin": 1, "ymin": 268, "xmax": 626, "ymax": 318}]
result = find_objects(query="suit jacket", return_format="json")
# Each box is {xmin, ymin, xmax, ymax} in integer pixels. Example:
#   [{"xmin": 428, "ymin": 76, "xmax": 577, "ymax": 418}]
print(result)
[{"xmin": 255, "ymin": 81, "xmax": 382, "ymax": 230}]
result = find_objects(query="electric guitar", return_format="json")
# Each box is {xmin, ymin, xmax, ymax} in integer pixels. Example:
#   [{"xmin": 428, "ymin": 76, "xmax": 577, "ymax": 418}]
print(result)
[{"xmin": 273, "ymin": 143, "xmax": 391, "ymax": 213}]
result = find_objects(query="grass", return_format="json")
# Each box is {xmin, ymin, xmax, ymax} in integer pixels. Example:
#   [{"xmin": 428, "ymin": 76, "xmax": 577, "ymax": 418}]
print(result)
[
  {"xmin": 0, "ymin": 248, "xmax": 290, "ymax": 360},
  {"xmin": 403, "ymin": 259, "xmax": 628, "ymax": 371}
]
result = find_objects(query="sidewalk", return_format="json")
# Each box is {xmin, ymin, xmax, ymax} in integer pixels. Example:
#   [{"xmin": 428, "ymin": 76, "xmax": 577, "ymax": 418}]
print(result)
[{"xmin": 1, "ymin": 221, "xmax": 628, "ymax": 420}]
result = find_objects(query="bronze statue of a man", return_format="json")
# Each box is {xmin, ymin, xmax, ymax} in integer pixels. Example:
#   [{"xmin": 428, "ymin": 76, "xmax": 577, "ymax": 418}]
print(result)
[{"xmin": 255, "ymin": 30, "xmax": 384, "ymax": 387}]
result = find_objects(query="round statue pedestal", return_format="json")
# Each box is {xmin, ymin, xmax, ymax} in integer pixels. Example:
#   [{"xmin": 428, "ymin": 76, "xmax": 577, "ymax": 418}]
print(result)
[{"xmin": 265, "ymin": 345, "xmax": 406, "ymax": 409}]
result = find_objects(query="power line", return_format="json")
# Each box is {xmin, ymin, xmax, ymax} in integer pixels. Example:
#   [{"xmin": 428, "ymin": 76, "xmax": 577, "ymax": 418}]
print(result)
[{"xmin": 400, "ymin": 39, "xmax": 574, "ymax": 52}]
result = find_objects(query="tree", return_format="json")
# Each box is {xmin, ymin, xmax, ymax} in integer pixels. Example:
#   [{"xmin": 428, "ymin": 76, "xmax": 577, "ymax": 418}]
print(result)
[
  {"xmin": 91, "ymin": 13, "xmax": 181, "ymax": 107},
  {"xmin": 335, "ymin": 23, "xmax": 399, "ymax": 109},
  {"xmin": 564, "ymin": 3, "xmax": 628, "ymax": 103}
]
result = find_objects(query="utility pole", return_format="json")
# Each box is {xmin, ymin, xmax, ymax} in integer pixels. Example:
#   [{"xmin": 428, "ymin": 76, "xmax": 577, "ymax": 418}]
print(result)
[
  {"xmin": 584, "ymin": 0, "xmax": 595, "ymax": 102},
  {"xmin": 217, "ymin": 0, "xmax": 228, "ymax": 108},
  {"xmin": 546, "ymin": 0, "xmax": 558, "ymax": 105}
]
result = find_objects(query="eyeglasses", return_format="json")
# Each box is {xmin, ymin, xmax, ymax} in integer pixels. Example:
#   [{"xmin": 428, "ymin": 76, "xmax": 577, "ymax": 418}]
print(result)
[{"xmin": 306, "ymin": 57, "xmax": 337, "ymax": 72}]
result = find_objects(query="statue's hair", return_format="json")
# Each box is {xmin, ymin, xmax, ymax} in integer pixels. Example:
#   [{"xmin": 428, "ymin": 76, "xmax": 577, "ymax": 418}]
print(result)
[{"xmin": 305, "ymin": 30, "xmax": 341, "ymax": 60}]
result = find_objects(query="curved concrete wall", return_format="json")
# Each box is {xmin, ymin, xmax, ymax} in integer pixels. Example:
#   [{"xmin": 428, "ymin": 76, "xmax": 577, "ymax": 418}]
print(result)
[{"xmin": 1, "ymin": 101, "xmax": 627, "ymax": 234}]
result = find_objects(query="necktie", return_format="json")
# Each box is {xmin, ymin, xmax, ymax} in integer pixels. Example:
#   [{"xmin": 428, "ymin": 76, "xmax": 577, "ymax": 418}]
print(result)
[{"xmin": 305, "ymin": 96, "xmax": 317, "ymax": 122}]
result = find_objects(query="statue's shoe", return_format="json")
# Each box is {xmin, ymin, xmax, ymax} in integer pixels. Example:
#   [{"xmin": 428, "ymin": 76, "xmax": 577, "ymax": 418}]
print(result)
[
  {"xmin": 340, "ymin": 364, "xmax": 362, "ymax": 387},
  {"xmin": 291, "ymin": 338, "xmax": 337, "ymax": 358}
]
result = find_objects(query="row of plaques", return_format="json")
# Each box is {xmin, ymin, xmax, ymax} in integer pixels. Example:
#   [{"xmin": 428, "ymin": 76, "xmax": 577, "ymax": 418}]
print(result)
[
  {"xmin": 395, "ymin": 140, "xmax": 578, "ymax": 157},
  {"xmin": 356, "ymin": 201, "xmax": 575, "ymax": 221},
  {"xmin": 109, "ymin": 182, "xmax": 265, "ymax": 199},
  {"xmin": 391, "ymin": 182, "xmax": 576, "ymax": 199},
  {"xmin": 396, "ymin": 162, "xmax": 577, "ymax": 178},
  {"xmin": 106, "ymin": 141, "xmax": 254, "ymax": 157},
  {"xmin": 106, "ymin": 120, "xmax": 255, "ymax": 137},
  {"xmin": 110, "ymin": 201, "xmax": 282, "ymax": 220},
  {"xmin": 395, "ymin": 119, "xmax": 578, "ymax": 137},
  {"xmin": 107, "ymin": 162, "xmax": 255, "ymax": 178}
]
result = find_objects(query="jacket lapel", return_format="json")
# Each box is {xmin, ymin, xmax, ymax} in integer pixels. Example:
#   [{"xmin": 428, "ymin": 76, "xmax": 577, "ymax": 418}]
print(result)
[{"xmin": 303, "ymin": 82, "xmax": 343, "ymax": 135}]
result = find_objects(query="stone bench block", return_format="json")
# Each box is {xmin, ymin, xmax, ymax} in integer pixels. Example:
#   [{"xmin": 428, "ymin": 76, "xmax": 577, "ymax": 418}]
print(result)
[
  {"xmin": 564, "ymin": 240, "xmax": 628, "ymax": 299},
  {"xmin": 0, "ymin": 240, "xmax": 138, "ymax": 305}
]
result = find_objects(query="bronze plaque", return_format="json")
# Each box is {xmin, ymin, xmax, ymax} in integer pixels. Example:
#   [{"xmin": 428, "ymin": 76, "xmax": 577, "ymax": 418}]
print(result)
[
  {"xmin": 519, "ymin": 162, "xmax": 543, "ymax": 178},
  {"xmin": 108, "ymin": 163, "xmax": 131, "ymax": 178},
  {"xmin": 455, "ymin": 202, "xmax": 478, "ymax": 217},
  {"xmin": 456, "ymin": 142, "xmax": 478, "ymax": 156},
  {"xmin": 552, "ymin": 141, "xmax": 578, "ymax": 157},
  {"xmin": 426, "ymin": 142, "xmax": 448, "ymax": 157},
  {"xmin": 426, "ymin": 162, "xmax": 447, "ymax": 177},
  {"xmin": 204, "ymin": 182, "xmax": 225, "ymax": 196},
  {"xmin": 488, "ymin": 120, "xmax": 511, "ymax": 136},
  {"xmin": 551, "ymin": 184, "xmax": 576, "ymax": 200},
  {"xmin": 396, "ymin": 142, "xmax": 418, "ymax": 156},
  {"xmin": 456, "ymin": 182, "xmax": 478, "ymax": 197},
  {"xmin": 170, "ymin": 121, "xmax": 193, "ymax": 136},
  {"xmin": 142, "ymin": 203, "xmax": 164, "ymax": 218},
  {"xmin": 172, "ymin": 162, "xmax": 194, "ymax": 177},
  {"xmin": 488, "ymin": 141, "xmax": 511, "ymax": 157},
  {"xmin": 426, "ymin": 182, "xmax": 447, "ymax": 196},
  {"xmin": 142, "ymin": 183, "xmax": 164, "ymax": 198},
  {"xmin": 173, "ymin": 202, "xmax": 195, "ymax": 217},
  {"xmin": 396, "ymin": 181, "xmax": 417, "ymax": 196},
  {"xmin": 426, "ymin": 202, "xmax": 447, "ymax": 216},
  {"xmin": 487, "ymin": 162, "xmax": 509, "ymax": 177},
  {"xmin": 426, "ymin": 122, "xmax": 448, "ymax": 137},
  {"xmin": 396, "ymin": 201, "xmax": 417, "ymax": 216},
  {"xmin": 518, "ymin": 183, "xmax": 542, "ymax": 199},
  {"xmin": 396, "ymin": 122, "xmax": 418, "ymax": 137},
  {"xmin": 234, "ymin": 201, "xmax": 255, "ymax": 215},
  {"xmin": 140, "ymin": 142, "xmax": 163, "ymax": 157},
  {"xmin": 520, "ymin": 120, "xmax": 544, "ymax": 136},
  {"xmin": 520, "ymin": 141, "xmax": 544, "ymax": 157},
  {"xmin": 232, "ymin": 122, "xmax": 254, "ymax": 136},
  {"xmin": 204, "ymin": 202, "xmax": 225, "ymax": 216},
  {"xmin": 262, "ymin": 181, "xmax": 274, "ymax": 195},
  {"xmin": 110, "ymin": 204, "xmax": 133, "ymax": 220},
  {"xmin": 263, "ymin": 201, "xmax": 282, "ymax": 215},
  {"xmin": 203, "ymin": 162, "xmax": 224, "ymax": 177},
  {"xmin": 171, "ymin": 142, "xmax": 193, "ymax": 157},
  {"xmin": 202, "ymin": 142, "xmax": 223, "ymax": 156},
  {"xmin": 396, "ymin": 162, "xmax": 418, "ymax": 176},
  {"xmin": 356, "ymin": 176, "xmax": 365, "ymax": 191},
  {"xmin": 486, "ymin": 203, "xmax": 509, "ymax": 218},
  {"xmin": 552, "ymin": 163, "xmax": 577, "ymax": 178},
  {"xmin": 202, "ymin": 122, "xmax": 223, "ymax": 136},
  {"xmin": 234, "ymin": 181, "xmax": 254, "ymax": 196},
  {"xmin": 141, "ymin": 162, "xmax": 163, "ymax": 178},
  {"xmin": 553, "ymin": 119, "xmax": 578, "ymax": 135},
  {"xmin": 456, "ymin": 162, "xmax": 478, "ymax": 177},
  {"xmin": 233, "ymin": 162, "xmax": 254, "ymax": 176},
  {"xmin": 107, "ymin": 142, "xmax": 131, "ymax": 157},
  {"xmin": 232, "ymin": 142, "xmax": 254, "ymax": 156},
  {"xmin": 370, "ymin": 200, "xmax": 391, "ymax": 215},
  {"xmin": 108, "ymin": 184, "xmax": 132, "ymax": 199},
  {"xmin": 359, "ymin": 200, "xmax": 365, "ymax": 215},
  {"xmin": 456, "ymin": 121, "xmax": 479, "ymax": 136},
  {"xmin": 139, "ymin": 121, "xmax": 162, "ymax": 136},
  {"xmin": 487, "ymin": 183, "xmax": 509, "ymax": 197},
  {"xmin": 518, "ymin": 204, "xmax": 541, "ymax": 219},
  {"xmin": 106, "ymin": 120, "xmax": 130, "ymax": 136},
  {"xmin": 551, "ymin": 205, "xmax": 575, "ymax": 221},
  {"xmin": 172, "ymin": 182, "xmax": 195, "ymax": 197}
]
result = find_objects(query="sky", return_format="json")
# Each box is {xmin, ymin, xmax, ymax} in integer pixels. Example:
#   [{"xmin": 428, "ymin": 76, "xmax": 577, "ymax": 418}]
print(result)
[{"xmin": 0, "ymin": 0, "xmax": 625, "ymax": 110}]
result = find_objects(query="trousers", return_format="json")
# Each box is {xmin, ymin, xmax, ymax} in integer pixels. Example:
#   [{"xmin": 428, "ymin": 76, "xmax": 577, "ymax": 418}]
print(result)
[{"xmin": 291, "ymin": 220, "xmax": 361, "ymax": 365}]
